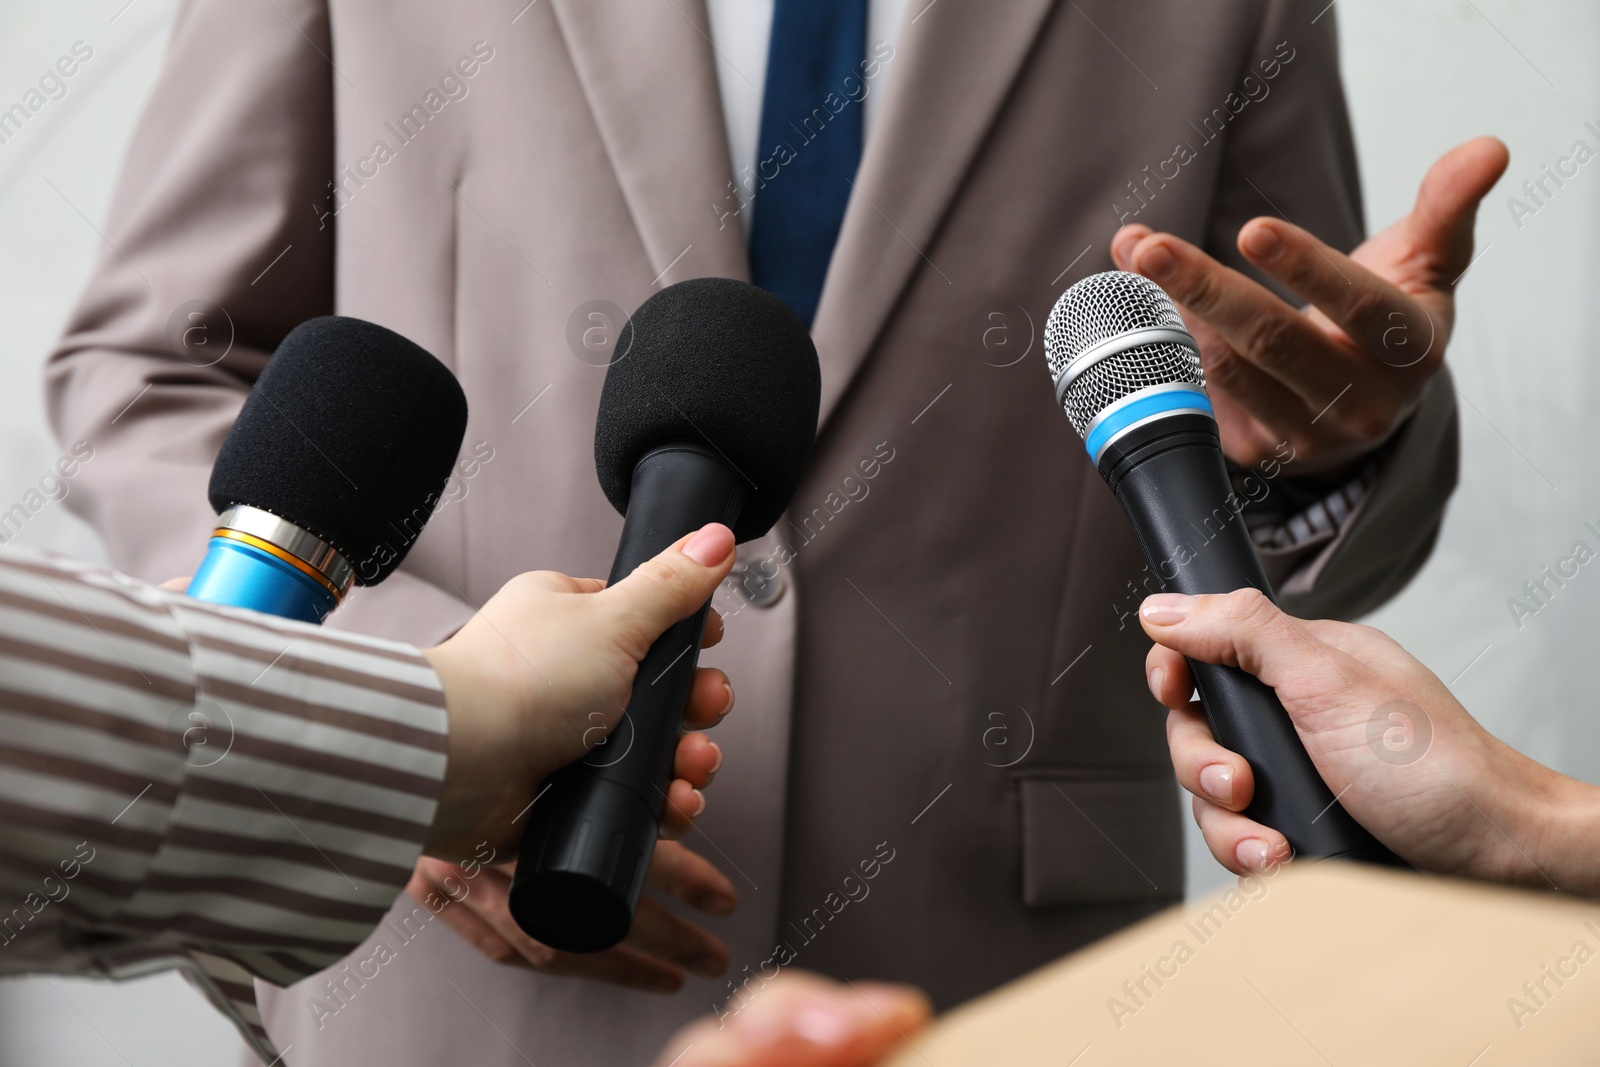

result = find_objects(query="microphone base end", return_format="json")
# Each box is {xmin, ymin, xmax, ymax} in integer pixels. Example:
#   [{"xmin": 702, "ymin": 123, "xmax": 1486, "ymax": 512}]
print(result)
[{"xmin": 509, "ymin": 775, "xmax": 658, "ymax": 952}]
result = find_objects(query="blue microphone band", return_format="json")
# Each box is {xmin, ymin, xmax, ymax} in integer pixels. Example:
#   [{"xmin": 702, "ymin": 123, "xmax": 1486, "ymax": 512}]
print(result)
[
  {"xmin": 1084, "ymin": 384, "xmax": 1214, "ymax": 464},
  {"xmin": 185, "ymin": 506, "xmax": 353, "ymax": 625},
  {"xmin": 188, "ymin": 537, "xmax": 338, "ymax": 623}
]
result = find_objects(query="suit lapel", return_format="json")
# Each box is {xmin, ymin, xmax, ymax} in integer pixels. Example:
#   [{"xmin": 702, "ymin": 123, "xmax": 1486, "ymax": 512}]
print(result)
[
  {"xmin": 548, "ymin": 0, "xmax": 749, "ymax": 285},
  {"xmin": 811, "ymin": 0, "xmax": 1058, "ymax": 431}
]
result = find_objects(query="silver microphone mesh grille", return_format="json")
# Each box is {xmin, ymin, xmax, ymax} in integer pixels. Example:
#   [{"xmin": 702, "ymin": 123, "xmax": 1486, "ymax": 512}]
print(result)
[{"xmin": 1044, "ymin": 272, "xmax": 1205, "ymax": 438}]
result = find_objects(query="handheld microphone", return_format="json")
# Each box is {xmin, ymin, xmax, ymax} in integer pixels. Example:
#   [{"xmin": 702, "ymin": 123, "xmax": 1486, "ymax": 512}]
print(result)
[
  {"xmin": 1044, "ymin": 271, "xmax": 1402, "ymax": 867},
  {"xmin": 510, "ymin": 278, "xmax": 821, "ymax": 952},
  {"xmin": 187, "ymin": 316, "xmax": 468, "ymax": 621}
]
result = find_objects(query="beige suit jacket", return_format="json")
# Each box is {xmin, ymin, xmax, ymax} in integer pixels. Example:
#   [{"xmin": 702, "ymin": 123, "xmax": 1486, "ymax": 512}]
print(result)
[{"xmin": 48, "ymin": 1, "xmax": 1458, "ymax": 1063}]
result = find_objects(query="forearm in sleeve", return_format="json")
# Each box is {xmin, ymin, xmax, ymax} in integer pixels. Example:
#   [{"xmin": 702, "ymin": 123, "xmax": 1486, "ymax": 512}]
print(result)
[{"xmin": 0, "ymin": 547, "xmax": 448, "ymax": 1062}]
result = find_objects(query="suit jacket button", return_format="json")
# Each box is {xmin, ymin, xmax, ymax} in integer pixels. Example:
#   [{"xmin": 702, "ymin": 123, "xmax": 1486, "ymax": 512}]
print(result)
[{"xmin": 729, "ymin": 551, "xmax": 785, "ymax": 608}]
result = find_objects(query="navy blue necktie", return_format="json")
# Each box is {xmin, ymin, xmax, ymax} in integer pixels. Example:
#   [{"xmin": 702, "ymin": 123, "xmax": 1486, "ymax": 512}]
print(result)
[{"xmin": 747, "ymin": 0, "xmax": 867, "ymax": 327}]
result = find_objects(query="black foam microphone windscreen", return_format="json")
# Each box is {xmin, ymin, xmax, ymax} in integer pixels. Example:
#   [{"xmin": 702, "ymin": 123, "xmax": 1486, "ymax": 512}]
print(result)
[
  {"xmin": 593, "ymin": 276, "xmax": 820, "ymax": 540},
  {"xmin": 207, "ymin": 316, "xmax": 468, "ymax": 584}
]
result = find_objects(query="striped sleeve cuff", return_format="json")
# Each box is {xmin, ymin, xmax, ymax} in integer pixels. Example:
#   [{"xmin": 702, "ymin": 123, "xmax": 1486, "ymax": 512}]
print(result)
[
  {"xmin": 0, "ymin": 548, "xmax": 448, "ymax": 1063},
  {"xmin": 1245, "ymin": 463, "xmax": 1377, "ymax": 555}
]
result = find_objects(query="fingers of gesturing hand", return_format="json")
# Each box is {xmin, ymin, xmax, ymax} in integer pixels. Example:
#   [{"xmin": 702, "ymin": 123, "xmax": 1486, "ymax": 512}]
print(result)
[
  {"xmin": 1106, "ymin": 140, "xmax": 1508, "ymax": 465},
  {"xmin": 1109, "ymin": 226, "xmax": 1434, "ymax": 465},
  {"xmin": 1113, "ymin": 226, "xmax": 1374, "ymax": 403},
  {"xmin": 1234, "ymin": 217, "xmax": 1441, "ymax": 377},
  {"xmin": 1400, "ymin": 135, "xmax": 1510, "ymax": 284},
  {"xmin": 1109, "ymin": 223, "xmax": 1153, "ymax": 270},
  {"xmin": 1114, "ymin": 227, "xmax": 1316, "ymax": 434}
]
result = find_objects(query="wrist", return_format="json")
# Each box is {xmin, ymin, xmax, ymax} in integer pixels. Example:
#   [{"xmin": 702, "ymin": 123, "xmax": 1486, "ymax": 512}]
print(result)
[
  {"xmin": 419, "ymin": 635, "xmax": 550, "ymax": 862},
  {"xmin": 419, "ymin": 641, "xmax": 487, "ymax": 859},
  {"xmin": 1526, "ymin": 767, "xmax": 1600, "ymax": 898}
]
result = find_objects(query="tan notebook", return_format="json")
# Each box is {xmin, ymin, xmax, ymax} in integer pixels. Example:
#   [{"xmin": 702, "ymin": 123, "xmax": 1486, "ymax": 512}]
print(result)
[{"xmin": 884, "ymin": 863, "xmax": 1600, "ymax": 1065}]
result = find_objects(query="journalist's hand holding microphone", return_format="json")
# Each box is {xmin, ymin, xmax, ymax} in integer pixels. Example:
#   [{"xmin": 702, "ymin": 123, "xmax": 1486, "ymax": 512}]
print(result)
[
  {"xmin": 414, "ymin": 523, "xmax": 742, "ymax": 989},
  {"xmin": 1143, "ymin": 589, "xmax": 1600, "ymax": 895}
]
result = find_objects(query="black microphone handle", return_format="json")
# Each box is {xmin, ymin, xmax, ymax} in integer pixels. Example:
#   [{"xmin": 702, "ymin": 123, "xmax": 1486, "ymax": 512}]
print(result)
[
  {"xmin": 1099, "ymin": 414, "xmax": 1403, "ymax": 867},
  {"xmin": 509, "ymin": 443, "xmax": 747, "ymax": 951}
]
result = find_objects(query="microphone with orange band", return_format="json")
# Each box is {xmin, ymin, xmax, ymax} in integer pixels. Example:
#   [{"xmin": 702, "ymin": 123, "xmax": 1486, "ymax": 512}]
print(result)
[{"xmin": 186, "ymin": 316, "xmax": 467, "ymax": 623}]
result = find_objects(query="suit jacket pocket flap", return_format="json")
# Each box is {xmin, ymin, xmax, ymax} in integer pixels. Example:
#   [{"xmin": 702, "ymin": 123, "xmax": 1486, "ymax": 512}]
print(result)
[{"xmin": 1019, "ymin": 772, "xmax": 1183, "ymax": 907}]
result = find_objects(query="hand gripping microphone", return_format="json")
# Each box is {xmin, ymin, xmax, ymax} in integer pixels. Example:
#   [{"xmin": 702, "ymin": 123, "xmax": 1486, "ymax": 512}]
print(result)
[
  {"xmin": 187, "ymin": 316, "xmax": 468, "ymax": 621},
  {"xmin": 510, "ymin": 277, "xmax": 821, "ymax": 952},
  {"xmin": 1044, "ymin": 271, "xmax": 1401, "ymax": 866}
]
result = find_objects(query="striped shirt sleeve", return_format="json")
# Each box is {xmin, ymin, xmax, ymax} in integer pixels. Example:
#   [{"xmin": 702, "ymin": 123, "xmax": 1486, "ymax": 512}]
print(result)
[{"xmin": 0, "ymin": 546, "xmax": 449, "ymax": 1064}]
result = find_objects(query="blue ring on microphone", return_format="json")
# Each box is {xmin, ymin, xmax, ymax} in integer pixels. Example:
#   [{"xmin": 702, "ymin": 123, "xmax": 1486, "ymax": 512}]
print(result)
[
  {"xmin": 1085, "ymin": 387, "xmax": 1215, "ymax": 463},
  {"xmin": 187, "ymin": 537, "xmax": 338, "ymax": 624}
]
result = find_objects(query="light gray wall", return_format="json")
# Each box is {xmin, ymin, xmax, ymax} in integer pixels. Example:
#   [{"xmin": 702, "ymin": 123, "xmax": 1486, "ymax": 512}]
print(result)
[
  {"xmin": 0, "ymin": 0, "xmax": 1594, "ymax": 1061},
  {"xmin": 0, "ymin": 3, "xmax": 241, "ymax": 1061},
  {"xmin": 1350, "ymin": 1, "xmax": 1600, "ymax": 792}
]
